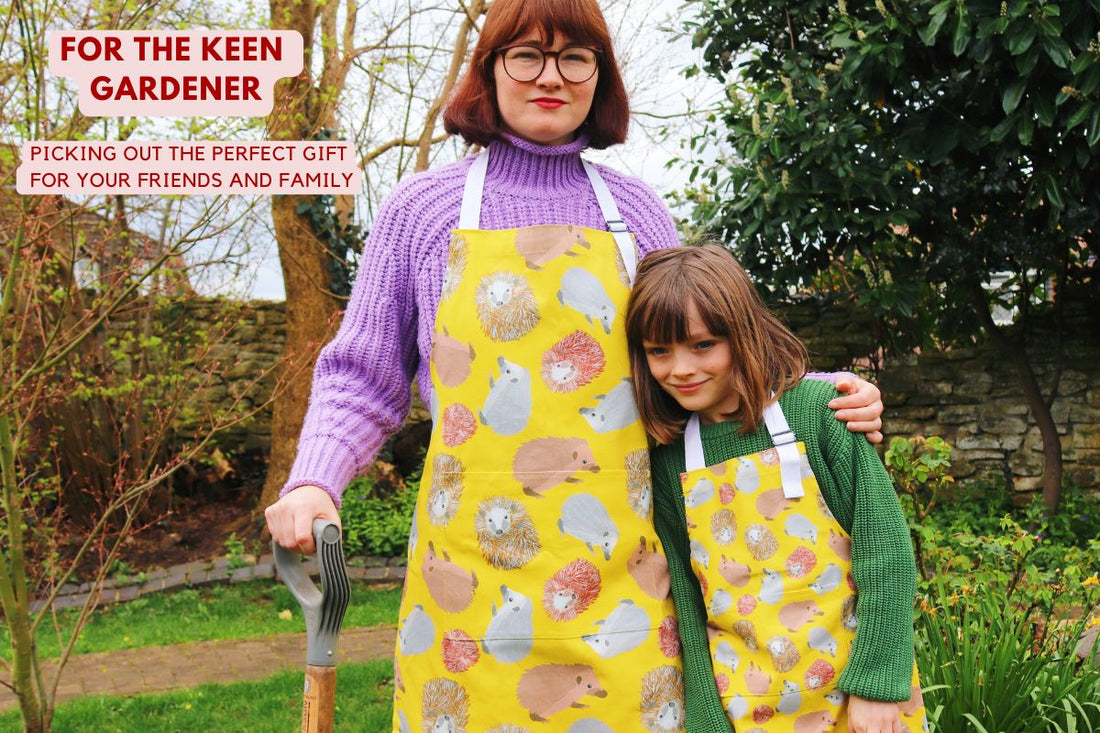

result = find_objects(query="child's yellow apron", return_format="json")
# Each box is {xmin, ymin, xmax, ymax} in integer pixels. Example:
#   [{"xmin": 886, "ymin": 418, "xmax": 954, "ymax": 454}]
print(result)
[
  {"xmin": 391, "ymin": 148, "xmax": 684, "ymax": 732},
  {"xmin": 680, "ymin": 403, "xmax": 926, "ymax": 732}
]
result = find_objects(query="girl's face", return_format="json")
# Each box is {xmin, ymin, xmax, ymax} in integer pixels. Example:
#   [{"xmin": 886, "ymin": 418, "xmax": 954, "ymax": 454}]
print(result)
[
  {"xmin": 641, "ymin": 300, "xmax": 739, "ymax": 424},
  {"xmin": 493, "ymin": 31, "xmax": 598, "ymax": 146}
]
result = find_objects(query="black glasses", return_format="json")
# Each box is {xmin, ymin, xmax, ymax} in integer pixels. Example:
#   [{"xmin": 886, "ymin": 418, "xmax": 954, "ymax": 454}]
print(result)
[{"xmin": 497, "ymin": 44, "xmax": 600, "ymax": 84}]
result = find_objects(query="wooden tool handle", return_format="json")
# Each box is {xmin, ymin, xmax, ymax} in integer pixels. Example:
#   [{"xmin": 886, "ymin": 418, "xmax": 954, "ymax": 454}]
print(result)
[{"xmin": 301, "ymin": 664, "xmax": 337, "ymax": 733}]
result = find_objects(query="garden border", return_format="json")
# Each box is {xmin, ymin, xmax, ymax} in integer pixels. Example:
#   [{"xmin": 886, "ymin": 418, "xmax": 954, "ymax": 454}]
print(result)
[{"xmin": 31, "ymin": 554, "xmax": 408, "ymax": 613}]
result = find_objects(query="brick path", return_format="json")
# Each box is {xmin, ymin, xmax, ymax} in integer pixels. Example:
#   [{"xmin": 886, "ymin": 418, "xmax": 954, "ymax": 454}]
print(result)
[
  {"xmin": 0, "ymin": 625, "xmax": 396, "ymax": 711},
  {"xmin": 5, "ymin": 553, "xmax": 406, "ymax": 712}
]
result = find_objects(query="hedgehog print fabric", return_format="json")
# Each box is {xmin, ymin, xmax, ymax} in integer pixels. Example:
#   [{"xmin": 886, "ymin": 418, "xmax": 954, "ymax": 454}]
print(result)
[
  {"xmin": 679, "ymin": 438, "xmax": 925, "ymax": 731},
  {"xmin": 390, "ymin": 225, "xmax": 682, "ymax": 732}
]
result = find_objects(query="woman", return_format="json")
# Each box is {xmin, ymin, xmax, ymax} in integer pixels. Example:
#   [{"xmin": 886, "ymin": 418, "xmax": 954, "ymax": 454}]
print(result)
[{"xmin": 265, "ymin": 1, "xmax": 883, "ymax": 730}]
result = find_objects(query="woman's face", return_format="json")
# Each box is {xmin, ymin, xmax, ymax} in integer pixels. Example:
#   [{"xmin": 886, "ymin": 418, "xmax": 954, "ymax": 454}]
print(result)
[{"xmin": 493, "ymin": 32, "xmax": 598, "ymax": 146}]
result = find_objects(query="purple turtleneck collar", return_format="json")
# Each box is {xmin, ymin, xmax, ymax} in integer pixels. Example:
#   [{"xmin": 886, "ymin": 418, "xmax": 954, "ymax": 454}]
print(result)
[{"xmin": 484, "ymin": 132, "xmax": 591, "ymax": 191}]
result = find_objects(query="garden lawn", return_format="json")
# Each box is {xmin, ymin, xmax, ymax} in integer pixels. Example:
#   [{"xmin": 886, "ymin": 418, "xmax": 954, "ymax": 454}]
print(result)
[
  {"xmin": 0, "ymin": 660, "xmax": 395, "ymax": 732},
  {"xmin": 2, "ymin": 580, "xmax": 401, "ymax": 660}
]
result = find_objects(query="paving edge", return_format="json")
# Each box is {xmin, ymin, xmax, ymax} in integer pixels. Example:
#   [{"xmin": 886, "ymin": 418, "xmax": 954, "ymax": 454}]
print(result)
[{"xmin": 32, "ymin": 554, "xmax": 407, "ymax": 612}]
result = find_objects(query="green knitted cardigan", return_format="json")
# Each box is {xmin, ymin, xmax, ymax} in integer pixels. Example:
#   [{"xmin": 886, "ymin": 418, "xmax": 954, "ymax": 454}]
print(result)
[{"xmin": 650, "ymin": 379, "xmax": 917, "ymax": 732}]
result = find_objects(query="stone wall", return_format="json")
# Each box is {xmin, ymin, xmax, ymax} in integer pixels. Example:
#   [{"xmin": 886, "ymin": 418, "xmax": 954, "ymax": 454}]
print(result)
[
  {"xmin": 188, "ymin": 297, "xmax": 1099, "ymax": 496},
  {"xmin": 875, "ymin": 301, "xmax": 1100, "ymax": 493}
]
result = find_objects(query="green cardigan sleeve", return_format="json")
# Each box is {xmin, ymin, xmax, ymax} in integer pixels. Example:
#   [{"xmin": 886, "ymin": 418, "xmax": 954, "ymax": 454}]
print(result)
[
  {"xmin": 812, "ymin": 390, "xmax": 917, "ymax": 702},
  {"xmin": 651, "ymin": 446, "xmax": 735, "ymax": 733}
]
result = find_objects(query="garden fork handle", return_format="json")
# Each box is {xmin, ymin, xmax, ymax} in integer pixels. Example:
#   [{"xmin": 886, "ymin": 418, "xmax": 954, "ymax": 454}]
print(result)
[
  {"xmin": 273, "ymin": 519, "xmax": 349, "ymax": 733},
  {"xmin": 302, "ymin": 664, "xmax": 336, "ymax": 733}
]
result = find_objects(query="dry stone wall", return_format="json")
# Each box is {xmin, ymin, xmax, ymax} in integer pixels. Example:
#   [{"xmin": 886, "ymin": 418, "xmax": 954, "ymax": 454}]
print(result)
[{"xmin": 191, "ymin": 297, "xmax": 1099, "ymax": 498}]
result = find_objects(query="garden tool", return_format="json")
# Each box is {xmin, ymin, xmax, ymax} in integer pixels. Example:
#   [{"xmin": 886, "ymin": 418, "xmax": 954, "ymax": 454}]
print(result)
[{"xmin": 274, "ymin": 518, "xmax": 350, "ymax": 733}]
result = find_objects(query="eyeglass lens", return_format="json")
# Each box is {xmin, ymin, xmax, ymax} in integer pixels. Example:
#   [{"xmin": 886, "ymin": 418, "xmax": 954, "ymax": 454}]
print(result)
[{"xmin": 502, "ymin": 45, "xmax": 598, "ymax": 83}]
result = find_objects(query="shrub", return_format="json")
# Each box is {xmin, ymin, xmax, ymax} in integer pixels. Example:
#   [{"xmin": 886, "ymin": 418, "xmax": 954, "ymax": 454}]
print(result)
[
  {"xmin": 918, "ymin": 580, "xmax": 1100, "ymax": 732},
  {"xmin": 339, "ymin": 472, "xmax": 419, "ymax": 558}
]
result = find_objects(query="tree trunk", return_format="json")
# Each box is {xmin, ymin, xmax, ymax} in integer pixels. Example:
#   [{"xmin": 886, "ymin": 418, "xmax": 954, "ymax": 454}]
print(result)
[
  {"xmin": 259, "ymin": 201, "xmax": 339, "ymax": 511},
  {"xmin": 259, "ymin": 0, "xmax": 342, "ymax": 514},
  {"xmin": 969, "ymin": 281, "xmax": 1063, "ymax": 511}
]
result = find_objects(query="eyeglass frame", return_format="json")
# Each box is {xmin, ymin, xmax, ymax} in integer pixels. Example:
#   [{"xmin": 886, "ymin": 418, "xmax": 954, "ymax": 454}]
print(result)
[{"xmin": 495, "ymin": 44, "xmax": 603, "ymax": 84}]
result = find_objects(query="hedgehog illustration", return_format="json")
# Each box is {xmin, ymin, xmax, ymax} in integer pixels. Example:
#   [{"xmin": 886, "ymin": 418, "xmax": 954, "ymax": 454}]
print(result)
[
  {"xmin": 568, "ymin": 721, "xmax": 614, "ymax": 733},
  {"xmin": 804, "ymin": 659, "xmax": 837, "ymax": 690},
  {"xmin": 540, "ymin": 330, "xmax": 606, "ymax": 393},
  {"xmin": 611, "ymin": 235, "xmax": 638, "ymax": 287},
  {"xmin": 422, "ymin": 677, "xmax": 470, "ymax": 733},
  {"xmin": 514, "ymin": 224, "xmax": 591, "ymax": 270},
  {"xmin": 475, "ymin": 496, "xmax": 540, "ymax": 570},
  {"xmin": 711, "ymin": 509, "xmax": 737, "ymax": 546},
  {"xmin": 743, "ymin": 661, "xmax": 772, "ymax": 694},
  {"xmin": 394, "ymin": 657, "xmax": 405, "ymax": 693},
  {"xmin": 640, "ymin": 665, "xmax": 684, "ymax": 732},
  {"xmin": 744, "ymin": 523, "xmax": 779, "ymax": 561},
  {"xmin": 441, "ymin": 404, "xmax": 477, "ymax": 447},
  {"xmin": 658, "ymin": 616, "xmax": 680, "ymax": 658},
  {"xmin": 766, "ymin": 635, "xmax": 801, "ymax": 672},
  {"xmin": 842, "ymin": 595, "xmax": 859, "ymax": 631},
  {"xmin": 441, "ymin": 629, "xmax": 480, "ymax": 674},
  {"xmin": 476, "ymin": 271, "xmax": 540, "ymax": 341},
  {"xmin": 427, "ymin": 454, "xmax": 464, "ymax": 526},
  {"xmin": 432, "ymin": 326, "xmax": 476, "ymax": 388},
  {"xmin": 627, "ymin": 536, "xmax": 671, "ymax": 600},
  {"xmin": 626, "ymin": 449, "xmax": 652, "ymax": 518},
  {"xmin": 543, "ymin": 558, "xmax": 601, "ymax": 621},
  {"xmin": 817, "ymin": 490, "xmax": 836, "ymax": 521},
  {"xmin": 786, "ymin": 546, "xmax": 818, "ymax": 579},
  {"xmin": 731, "ymin": 620, "xmax": 760, "ymax": 652},
  {"xmin": 441, "ymin": 233, "xmax": 469, "ymax": 300}
]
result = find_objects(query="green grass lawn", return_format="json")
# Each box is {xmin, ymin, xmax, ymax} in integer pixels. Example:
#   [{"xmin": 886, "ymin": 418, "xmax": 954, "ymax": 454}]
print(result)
[
  {"xmin": 0, "ymin": 660, "xmax": 395, "ymax": 732},
  {"xmin": 4, "ymin": 579, "xmax": 402, "ymax": 660}
]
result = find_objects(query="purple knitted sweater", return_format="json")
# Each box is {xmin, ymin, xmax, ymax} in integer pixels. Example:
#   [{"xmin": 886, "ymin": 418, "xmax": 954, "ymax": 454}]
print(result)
[{"xmin": 281, "ymin": 133, "xmax": 682, "ymax": 507}]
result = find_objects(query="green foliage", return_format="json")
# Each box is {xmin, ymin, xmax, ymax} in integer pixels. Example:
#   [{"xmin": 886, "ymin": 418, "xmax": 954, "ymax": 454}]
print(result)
[
  {"xmin": 223, "ymin": 532, "xmax": 249, "ymax": 571},
  {"xmin": 917, "ymin": 580, "xmax": 1100, "ymax": 732},
  {"xmin": 339, "ymin": 472, "xmax": 419, "ymax": 558},
  {"xmin": 886, "ymin": 436, "xmax": 1100, "ymax": 726},
  {"xmin": 887, "ymin": 435, "xmax": 956, "ymax": 575},
  {"xmin": 682, "ymin": 0, "xmax": 1099, "ymax": 349}
]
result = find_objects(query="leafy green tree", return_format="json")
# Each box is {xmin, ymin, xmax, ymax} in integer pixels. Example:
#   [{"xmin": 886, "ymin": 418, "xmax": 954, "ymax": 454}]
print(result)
[{"xmin": 684, "ymin": 0, "xmax": 1099, "ymax": 510}]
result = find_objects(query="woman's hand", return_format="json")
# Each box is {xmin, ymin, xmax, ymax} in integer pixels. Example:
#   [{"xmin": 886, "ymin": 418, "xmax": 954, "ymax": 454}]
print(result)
[
  {"xmin": 265, "ymin": 485, "xmax": 340, "ymax": 555},
  {"xmin": 847, "ymin": 695, "xmax": 904, "ymax": 732},
  {"xmin": 829, "ymin": 376, "xmax": 884, "ymax": 445}
]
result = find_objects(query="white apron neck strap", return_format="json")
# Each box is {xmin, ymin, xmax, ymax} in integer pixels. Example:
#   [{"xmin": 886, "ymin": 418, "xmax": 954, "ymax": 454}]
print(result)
[
  {"xmin": 581, "ymin": 159, "xmax": 637, "ymax": 285},
  {"xmin": 762, "ymin": 401, "xmax": 806, "ymax": 499},
  {"xmin": 683, "ymin": 413, "xmax": 705, "ymax": 472},
  {"xmin": 459, "ymin": 148, "xmax": 490, "ymax": 229}
]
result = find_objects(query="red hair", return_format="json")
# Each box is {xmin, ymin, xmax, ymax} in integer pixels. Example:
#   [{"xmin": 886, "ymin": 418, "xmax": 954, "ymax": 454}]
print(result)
[{"xmin": 443, "ymin": 0, "xmax": 630, "ymax": 149}]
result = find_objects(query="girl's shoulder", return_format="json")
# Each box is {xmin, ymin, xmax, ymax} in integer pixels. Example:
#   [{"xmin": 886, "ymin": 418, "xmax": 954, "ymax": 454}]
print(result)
[{"xmin": 776, "ymin": 378, "xmax": 842, "ymax": 430}]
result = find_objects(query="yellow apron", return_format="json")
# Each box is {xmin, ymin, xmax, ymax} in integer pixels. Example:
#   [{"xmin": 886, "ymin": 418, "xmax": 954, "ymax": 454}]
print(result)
[
  {"xmin": 680, "ymin": 404, "xmax": 926, "ymax": 732},
  {"xmin": 391, "ymin": 148, "xmax": 683, "ymax": 732}
]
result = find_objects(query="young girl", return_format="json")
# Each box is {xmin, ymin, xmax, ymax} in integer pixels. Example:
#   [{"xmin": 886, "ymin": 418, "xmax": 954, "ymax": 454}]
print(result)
[{"xmin": 626, "ymin": 245, "xmax": 925, "ymax": 733}]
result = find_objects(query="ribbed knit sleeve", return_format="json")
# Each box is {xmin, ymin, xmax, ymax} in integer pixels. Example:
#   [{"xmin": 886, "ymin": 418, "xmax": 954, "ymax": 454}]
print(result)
[
  {"xmin": 813, "ymin": 388, "xmax": 917, "ymax": 702},
  {"xmin": 651, "ymin": 446, "xmax": 735, "ymax": 733},
  {"xmin": 281, "ymin": 174, "xmax": 437, "ymax": 507}
]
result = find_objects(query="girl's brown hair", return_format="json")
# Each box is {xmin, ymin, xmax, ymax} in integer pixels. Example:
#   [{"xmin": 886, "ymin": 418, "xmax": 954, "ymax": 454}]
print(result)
[
  {"xmin": 625, "ymin": 245, "xmax": 809, "ymax": 444},
  {"xmin": 443, "ymin": 0, "xmax": 630, "ymax": 149}
]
